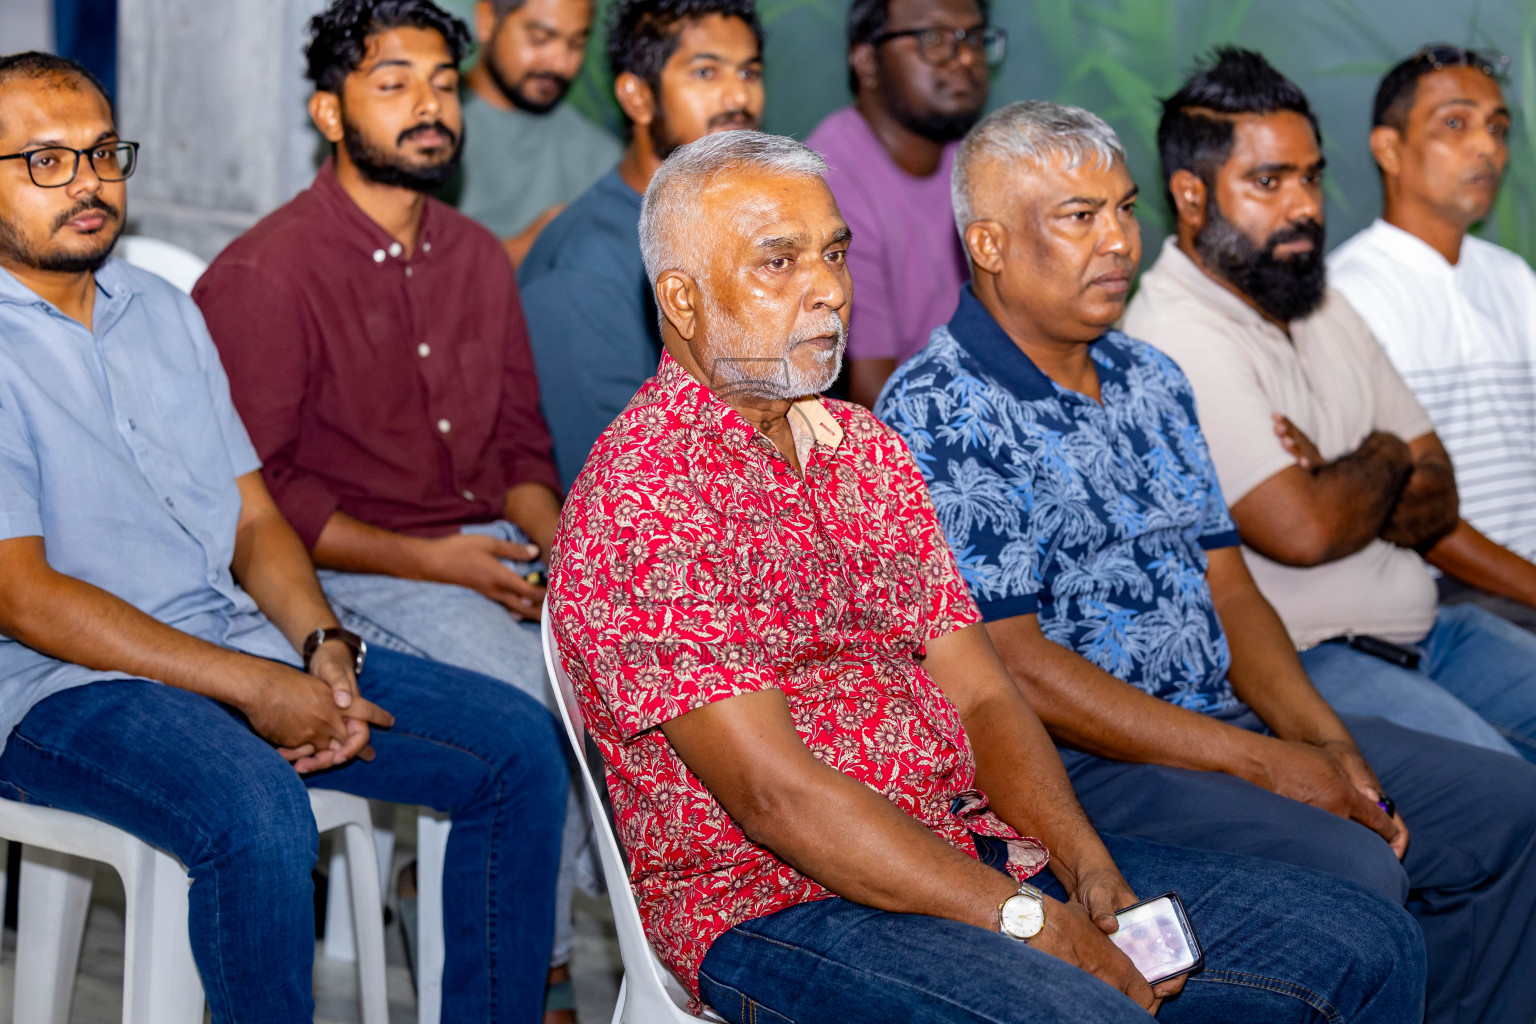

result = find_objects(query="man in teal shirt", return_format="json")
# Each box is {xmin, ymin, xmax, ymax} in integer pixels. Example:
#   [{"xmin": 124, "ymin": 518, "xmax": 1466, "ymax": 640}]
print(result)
[
  {"xmin": 519, "ymin": 0, "xmax": 764, "ymax": 487},
  {"xmin": 449, "ymin": 0, "xmax": 620, "ymax": 266}
]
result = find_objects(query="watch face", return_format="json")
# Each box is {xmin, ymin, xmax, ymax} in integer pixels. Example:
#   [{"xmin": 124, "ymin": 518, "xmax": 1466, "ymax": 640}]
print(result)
[{"xmin": 1002, "ymin": 893, "xmax": 1045, "ymax": 940}]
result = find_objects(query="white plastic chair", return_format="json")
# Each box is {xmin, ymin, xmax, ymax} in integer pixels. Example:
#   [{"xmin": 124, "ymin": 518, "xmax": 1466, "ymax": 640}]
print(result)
[
  {"xmin": 115, "ymin": 235, "xmax": 207, "ymax": 294},
  {"xmin": 0, "ymin": 788, "xmax": 389, "ymax": 1024},
  {"xmin": 540, "ymin": 612, "xmax": 720, "ymax": 1024}
]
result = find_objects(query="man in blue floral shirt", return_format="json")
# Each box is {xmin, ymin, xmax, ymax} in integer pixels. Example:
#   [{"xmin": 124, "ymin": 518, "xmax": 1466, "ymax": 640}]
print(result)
[{"xmin": 877, "ymin": 101, "xmax": 1536, "ymax": 1024}]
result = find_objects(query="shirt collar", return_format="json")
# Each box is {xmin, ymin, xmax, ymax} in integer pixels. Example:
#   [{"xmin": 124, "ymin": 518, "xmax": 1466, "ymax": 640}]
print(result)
[
  {"xmin": 654, "ymin": 350, "xmax": 847, "ymax": 459},
  {"xmin": 1150, "ymin": 235, "xmax": 1271, "ymax": 330},
  {"xmin": 1366, "ymin": 218, "xmax": 1457, "ymax": 277},
  {"xmin": 945, "ymin": 283, "xmax": 1057, "ymax": 401},
  {"xmin": 309, "ymin": 156, "xmax": 440, "ymax": 262},
  {"xmin": 0, "ymin": 259, "xmax": 134, "ymax": 328}
]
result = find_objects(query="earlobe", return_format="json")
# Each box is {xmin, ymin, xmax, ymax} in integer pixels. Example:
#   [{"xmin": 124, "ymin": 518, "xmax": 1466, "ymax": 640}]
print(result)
[
  {"xmin": 964, "ymin": 222, "xmax": 1006, "ymax": 276},
  {"xmin": 655, "ymin": 271, "xmax": 699, "ymax": 341},
  {"xmin": 849, "ymin": 44, "xmax": 878, "ymax": 93},
  {"xmin": 308, "ymin": 92, "xmax": 344, "ymax": 144},
  {"xmin": 473, "ymin": 0, "xmax": 496, "ymax": 44}
]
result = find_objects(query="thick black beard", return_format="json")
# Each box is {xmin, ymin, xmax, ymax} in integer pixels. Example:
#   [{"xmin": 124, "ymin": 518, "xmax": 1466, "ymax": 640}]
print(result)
[
  {"xmin": 880, "ymin": 75, "xmax": 983, "ymax": 143},
  {"xmin": 486, "ymin": 55, "xmax": 571, "ymax": 115},
  {"xmin": 1195, "ymin": 201, "xmax": 1328, "ymax": 324},
  {"xmin": 343, "ymin": 119, "xmax": 464, "ymax": 192},
  {"xmin": 0, "ymin": 198, "xmax": 122, "ymax": 274}
]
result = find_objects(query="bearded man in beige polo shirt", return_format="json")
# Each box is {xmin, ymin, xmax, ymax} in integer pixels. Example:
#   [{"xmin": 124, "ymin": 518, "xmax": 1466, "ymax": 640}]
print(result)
[{"xmin": 1124, "ymin": 47, "xmax": 1536, "ymax": 765}]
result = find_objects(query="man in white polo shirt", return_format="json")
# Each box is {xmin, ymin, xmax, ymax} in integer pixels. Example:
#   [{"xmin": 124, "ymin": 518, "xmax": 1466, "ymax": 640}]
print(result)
[
  {"xmin": 1126, "ymin": 48, "xmax": 1536, "ymax": 766},
  {"xmin": 1330, "ymin": 47, "xmax": 1536, "ymax": 630}
]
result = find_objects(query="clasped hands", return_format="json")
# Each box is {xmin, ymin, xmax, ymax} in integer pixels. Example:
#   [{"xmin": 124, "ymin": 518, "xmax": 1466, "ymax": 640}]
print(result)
[{"xmin": 240, "ymin": 640, "xmax": 394, "ymax": 774}]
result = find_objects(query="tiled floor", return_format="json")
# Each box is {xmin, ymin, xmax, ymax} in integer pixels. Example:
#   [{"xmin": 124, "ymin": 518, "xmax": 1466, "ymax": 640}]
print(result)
[{"xmin": 0, "ymin": 840, "xmax": 624, "ymax": 1024}]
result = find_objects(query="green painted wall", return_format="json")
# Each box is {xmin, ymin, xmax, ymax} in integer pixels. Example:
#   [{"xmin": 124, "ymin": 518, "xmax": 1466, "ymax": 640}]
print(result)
[{"xmin": 446, "ymin": 0, "xmax": 1536, "ymax": 265}]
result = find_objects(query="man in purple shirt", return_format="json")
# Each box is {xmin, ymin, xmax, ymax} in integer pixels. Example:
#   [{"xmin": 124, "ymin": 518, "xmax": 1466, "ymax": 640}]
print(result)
[
  {"xmin": 806, "ymin": 0, "xmax": 1002, "ymax": 407},
  {"xmin": 193, "ymin": 1, "xmax": 583, "ymax": 1015}
]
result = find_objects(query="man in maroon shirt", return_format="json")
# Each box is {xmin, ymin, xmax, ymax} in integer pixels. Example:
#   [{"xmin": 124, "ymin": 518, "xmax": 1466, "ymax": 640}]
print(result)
[{"xmin": 193, "ymin": 0, "xmax": 581, "ymax": 1015}]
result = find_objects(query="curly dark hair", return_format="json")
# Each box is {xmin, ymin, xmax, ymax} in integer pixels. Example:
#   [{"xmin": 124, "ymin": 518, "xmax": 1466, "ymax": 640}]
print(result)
[
  {"xmin": 845, "ymin": 0, "xmax": 989, "ymax": 94},
  {"xmin": 304, "ymin": 0, "xmax": 473, "ymax": 94},
  {"xmin": 1156, "ymin": 47, "xmax": 1319, "ymax": 213},
  {"xmin": 606, "ymin": 0, "xmax": 762, "ymax": 100}
]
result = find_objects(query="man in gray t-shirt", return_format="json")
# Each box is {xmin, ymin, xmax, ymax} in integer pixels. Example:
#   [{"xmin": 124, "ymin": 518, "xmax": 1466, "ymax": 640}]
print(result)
[{"xmin": 445, "ymin": 0, "xmax": 621, "ymax": 266}]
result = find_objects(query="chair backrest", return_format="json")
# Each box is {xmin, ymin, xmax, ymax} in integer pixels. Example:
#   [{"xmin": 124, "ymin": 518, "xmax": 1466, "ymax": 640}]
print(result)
[
  {"xmin": 540, "ymin": 613, "xmax": 715, "ymax": 1023},
  {"xmin": 116, "ymin": 236, "xmax": 208, "ymax": 296}
]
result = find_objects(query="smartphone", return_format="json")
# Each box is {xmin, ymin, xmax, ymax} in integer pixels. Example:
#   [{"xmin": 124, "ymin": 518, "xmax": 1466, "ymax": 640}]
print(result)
[{"xmin": 1109, "ymin": 892, "xmax": 1204, "ymax": 985}]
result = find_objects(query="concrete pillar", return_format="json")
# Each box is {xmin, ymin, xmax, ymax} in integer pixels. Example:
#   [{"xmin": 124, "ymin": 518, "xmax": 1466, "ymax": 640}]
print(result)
[{"xmin": 117, "ymin": 0, "xmax": 327, "ymax": 260}]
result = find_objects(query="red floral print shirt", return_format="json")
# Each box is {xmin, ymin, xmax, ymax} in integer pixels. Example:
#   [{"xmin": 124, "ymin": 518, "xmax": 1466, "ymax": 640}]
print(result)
[{"xmin": 548, "ymin": 353, "xmax": 1048, "ymax": 997}]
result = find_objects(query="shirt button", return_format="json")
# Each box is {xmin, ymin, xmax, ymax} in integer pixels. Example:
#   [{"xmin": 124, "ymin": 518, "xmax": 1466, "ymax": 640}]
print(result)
[
  {"xmin": 418, "ymin": 343, "xmax": 431, "ymax": 358},
  {"xmin": 372, "ymin": 249, "xmax": 386, "ymax": 263},
  {"xmin": 126, "ymin": 418, "xmax": 136, "ymax": 431},
  {"xmin": 422, "ymin": 242, "xmax": 432, "ymax": 253},
  {"xmin": 164, "ymin": 497, "xmax": 176, "ymax": 509},
  {"xmin": 437, "ymin": 418, "xmax": 451, "ymax": 434},
  {"xmin": 462, "ymin": 489, "xmax": 475, "ymax": 501},
  {"xmin": 388, "ymin": 242, "xmax": 403, "ymax": 258},
  {"xmin": 405, "ymin": 266, "xmax": 414, "ymax": 278}
]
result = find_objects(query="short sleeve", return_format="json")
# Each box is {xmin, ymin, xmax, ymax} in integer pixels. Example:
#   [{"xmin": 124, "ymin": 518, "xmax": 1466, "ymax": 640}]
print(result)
[
  {"xmin": 1152, "ymin": 323, "xmax": 1297, "ymax": 506},
  {"xmin": 0, "ymin": 397, "xmax": 42, "ymax": 541},
  {"xmin": 556, "ymin": 512, "xmax": 780, "ymax": 742},
  {"xmin": 184, "ymin": 301, "xmax": 262, "ymax": 479}
]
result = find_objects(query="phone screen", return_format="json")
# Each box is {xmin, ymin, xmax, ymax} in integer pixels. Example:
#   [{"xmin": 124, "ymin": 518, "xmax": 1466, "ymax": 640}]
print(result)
[{"xmin": 1109, "ymin": 893, "xmax": 1203, "ymax": 984}]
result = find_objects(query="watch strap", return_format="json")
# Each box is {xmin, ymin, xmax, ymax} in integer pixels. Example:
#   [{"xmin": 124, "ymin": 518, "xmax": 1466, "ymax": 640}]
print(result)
[{"xmin": 302, "ymin": 626, "xmax": 367, "ymax": 675}]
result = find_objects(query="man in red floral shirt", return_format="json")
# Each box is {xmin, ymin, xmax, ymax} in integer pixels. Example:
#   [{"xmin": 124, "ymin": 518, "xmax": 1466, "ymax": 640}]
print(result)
[{"xmin": 547, "ymin": 130, "xmax": 1425, "ymax": 1023}]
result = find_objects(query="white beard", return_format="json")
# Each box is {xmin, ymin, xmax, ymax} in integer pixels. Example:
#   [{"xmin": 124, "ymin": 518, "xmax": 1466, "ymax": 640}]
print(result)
[{"xmin": 704, "ymin": 302, "xmax": 846, "ymax": 402}]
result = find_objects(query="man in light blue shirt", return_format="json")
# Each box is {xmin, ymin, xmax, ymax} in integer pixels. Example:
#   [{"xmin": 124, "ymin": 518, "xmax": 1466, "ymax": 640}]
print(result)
[{"xmin": 0, "ymin": 48, "xmax": 564, "ymax": 1023}]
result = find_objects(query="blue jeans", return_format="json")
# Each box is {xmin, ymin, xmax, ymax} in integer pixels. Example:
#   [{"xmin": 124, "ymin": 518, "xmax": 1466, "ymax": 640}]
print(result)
[
  {"xmin": 0, "ymin": 648, "xmax": 566, "ymax": 1024},
  {"xmin": 1298, "ymin": 604, "xmax": 1536, "ymax": 761},
  {"xmin": 319, "ymin": 520, "xmax": 591, "ymax": 966},
  {"xmin": 698, "ymin": 833, "xmax": 1425, "ymax": 1024},
  {"xmin": 1061, "ymin": 714, "xmax": 1536, "ymax": 1024}
]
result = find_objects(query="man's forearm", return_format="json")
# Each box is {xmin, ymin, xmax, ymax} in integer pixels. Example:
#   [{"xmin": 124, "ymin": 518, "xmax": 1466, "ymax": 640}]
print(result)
[
  {"xmin": 1306, "ymin": 431, "xmax": 1414, "ymax": 558},
  {"xmin": 1425, "ymin": 519, "xmax": 1536, "ymax": 608},
  {"xmin": 1381, "ymin": 457, "xmax": 1458, "ymax": 550},
  {"xmin": 0, "ymin": 537, "xmax": 263, "ymax": 711},
  {"xmin": 312, "ymin": 510, "xmax": 434, "ymax": 579},
  {"xmin": 985, "ymin": 618, "xmax": 1271, "ymax": 783},
  {"xmin": 503, "ymin": 482, "xmax": 561, "ymax": 556},
  {"xmin": 232, "ymin": 505, "xmax": 339, "ymax": 653}
]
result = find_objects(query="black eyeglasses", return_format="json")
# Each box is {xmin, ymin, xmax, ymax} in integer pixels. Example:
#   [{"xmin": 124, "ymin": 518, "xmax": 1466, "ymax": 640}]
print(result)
[
  {"xmin": 1410, "ymin": 44, "xmax": 1511, "ymax": 81},
  {"xmin": 874, "ymin": 25, "xmax": 1008, "ymax": 68},
  {"xmin": 0, "ymin": 141, "xmax": 140, "ymax": 188}
]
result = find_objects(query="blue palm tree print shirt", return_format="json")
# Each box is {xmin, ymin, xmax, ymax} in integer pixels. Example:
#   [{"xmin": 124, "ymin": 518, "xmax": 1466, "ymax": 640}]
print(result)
[{"xmin": 877, "ymin": 286, "xmax": 1245, "ymax": 714}]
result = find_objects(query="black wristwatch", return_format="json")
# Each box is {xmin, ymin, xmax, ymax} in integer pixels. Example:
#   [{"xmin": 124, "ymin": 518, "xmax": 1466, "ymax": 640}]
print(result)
[{"xmin": 302, "ymin": 626, "xmax": 367, "ymax": 676}]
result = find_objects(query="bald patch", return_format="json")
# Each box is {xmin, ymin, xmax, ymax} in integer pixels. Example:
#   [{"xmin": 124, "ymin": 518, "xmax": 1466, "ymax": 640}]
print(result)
[{"xmin": 0, "ymin": 70, "xmax": 113, "ymax": 137}]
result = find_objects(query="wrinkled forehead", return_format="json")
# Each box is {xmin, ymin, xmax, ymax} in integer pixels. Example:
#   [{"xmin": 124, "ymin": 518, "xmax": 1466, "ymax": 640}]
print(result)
[
  {"xmin": 698, "ymin": 169, "xmax": 843, "ymax": 252},
  {"xmin": 0, "ymin": 75, "xmax": 114, "ymax": 148}
]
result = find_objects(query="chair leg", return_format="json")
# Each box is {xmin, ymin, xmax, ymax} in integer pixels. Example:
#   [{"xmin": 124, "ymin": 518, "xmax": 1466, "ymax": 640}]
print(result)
[
  {"xmin": 120, "ymin": 845, "xmax": 204, "ymax": 1024},
  {"xmin": 611, "ymin": 975, "xmax": 628, "ymax": 1024},
  {"xmin": 13, "ymin": 845, "xmax": 94, "ymax": 1024},
  {"xmin": 322, "ymin": 846, "xmax": 358, "ymax": 962},
  {"xmin": 415, "ymin": 811, "xmax": 452, "ymax": 1024},
  {"xmin": 0, "ymin": 841, "xmax": 9, "ymax": 968},
  {"xmin": 341, "ymin": 821, "xmax": 390, "ymax": 1024}
]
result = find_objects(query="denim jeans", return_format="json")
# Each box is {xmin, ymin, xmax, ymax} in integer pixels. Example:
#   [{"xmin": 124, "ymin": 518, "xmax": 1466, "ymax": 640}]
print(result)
[
  {"xmin": 0, "ymin": 647, "xmax": 566, "ymax": 1024},
  {"xmin": 318, "ymin": 520, "xmax": 592, "ymax": 966},
  {"xmin": 1298, "ymin": 603, "xmax": 1536, "ymax": 761},
  {"xmin": 698, "ymin": 833, "xmax": 1425, "ymax": 1024},
  {"xmin": 1061, "ymin": 714, "xmax": 1536, "ymax": 1024}
]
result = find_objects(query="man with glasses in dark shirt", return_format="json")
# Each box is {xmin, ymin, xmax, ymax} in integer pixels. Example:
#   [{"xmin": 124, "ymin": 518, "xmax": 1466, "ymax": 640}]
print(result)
[{"xmin": 807, "ymin": 0, "xmax": 1003, "ymax": 407}]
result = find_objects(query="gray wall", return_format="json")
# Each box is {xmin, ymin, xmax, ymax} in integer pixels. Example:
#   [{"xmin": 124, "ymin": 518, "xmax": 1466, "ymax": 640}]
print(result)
[
  {"xmin": 117, "ymin": 0, "xmax": 328, "ymax": 259},
  {"xmin": 0, "ymin": 0, "xmax": 54, "ymax": 55}
]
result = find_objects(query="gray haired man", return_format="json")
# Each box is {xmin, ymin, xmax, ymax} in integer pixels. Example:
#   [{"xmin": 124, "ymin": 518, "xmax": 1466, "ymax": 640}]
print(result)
[
  {"xmin": 548, "ymin": 129, "xmax": 1426, "ymax": 1024},
  {"xmin": 878, "ymin": 100, "xmax": 1536, "ymax": 1024}
]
